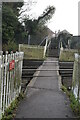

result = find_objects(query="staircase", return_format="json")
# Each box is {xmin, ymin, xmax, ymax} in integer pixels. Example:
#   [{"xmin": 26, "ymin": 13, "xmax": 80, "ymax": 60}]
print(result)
[
  {"xmin": 46, "ymin": 37, "xmax": 59, "ymax": 58},
  {"xmin": 47, "ymin": 48, "xmax": 59, "ymax": 58}
]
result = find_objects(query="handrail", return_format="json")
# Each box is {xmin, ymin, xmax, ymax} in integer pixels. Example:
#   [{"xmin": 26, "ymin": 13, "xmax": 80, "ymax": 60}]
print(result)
[{"xmin": 43, "ymin": 37, "xmax": 49, "ymax": 57}]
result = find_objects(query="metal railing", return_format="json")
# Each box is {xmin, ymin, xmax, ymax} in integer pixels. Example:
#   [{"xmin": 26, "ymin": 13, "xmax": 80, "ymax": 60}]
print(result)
[
  {"xmin": 0, "ymin": 51, "xmax": 24, "ymax": 118},
  {"xmin": 43, "ymin": 37, "xmax": 51, "ymax": 57}
]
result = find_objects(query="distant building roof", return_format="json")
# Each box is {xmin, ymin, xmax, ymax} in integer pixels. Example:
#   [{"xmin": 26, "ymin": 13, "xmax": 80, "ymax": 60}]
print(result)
[
  {"xmin": 61, "ymin": 30, "xmax": 70, "ymax": 34},
  {"xmin": 58, "ymin": 29, "xmax": 73, "ymax": 35}
]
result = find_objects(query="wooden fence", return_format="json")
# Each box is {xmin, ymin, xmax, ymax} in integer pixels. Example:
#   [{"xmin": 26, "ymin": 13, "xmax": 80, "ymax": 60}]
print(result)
[{"xmin": 0, "ymin": 51, "xmax": 24, "ymax": 118}]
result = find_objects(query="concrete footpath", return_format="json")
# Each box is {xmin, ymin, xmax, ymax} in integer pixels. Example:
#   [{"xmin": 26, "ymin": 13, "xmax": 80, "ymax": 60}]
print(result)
[{"xmin": 15, "ymin": 58, "xmax": 75, "ymax": 118}]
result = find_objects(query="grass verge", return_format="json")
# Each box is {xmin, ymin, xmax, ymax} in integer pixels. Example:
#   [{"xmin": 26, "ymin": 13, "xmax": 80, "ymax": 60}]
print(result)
[
  {"xmin": 1, "ymin": 92, "xmax": 24, "ymax": 120},
  {"xmin": 61, "ymin": 85, "xmax": 80, "ymax": 117},
  {"xmin": 59, "ymin": 49, "xmax": 78, "ymax": 61},
  {"xmin": 20, "ymin": 44, "xmax": 44, "ymax": 60}
]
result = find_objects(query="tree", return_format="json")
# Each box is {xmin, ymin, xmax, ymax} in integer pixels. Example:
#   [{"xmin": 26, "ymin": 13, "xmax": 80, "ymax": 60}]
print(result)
[
  {"xmin": 58, "ymin": 30, "xmax": 72, "ymax": 48},
  {"xmin": 2, "ymin": 1, "xmax": 56, "ymax": 51},
  {"xmin": 37, "ymin": 6, "xmax": 55, "ymax": 25},
  {"xmin": 23, "ymin": 6, "xmax": 55, "ymax": 45},
  {"xmin": 2, "ymin": 2, "xmax": 24, "ymax": 51}
]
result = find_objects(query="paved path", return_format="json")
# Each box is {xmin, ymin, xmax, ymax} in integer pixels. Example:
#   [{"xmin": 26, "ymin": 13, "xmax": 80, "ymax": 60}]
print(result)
[{"xmin": 15, "ymin": 58, "xmax": 75, "ymax": 118}]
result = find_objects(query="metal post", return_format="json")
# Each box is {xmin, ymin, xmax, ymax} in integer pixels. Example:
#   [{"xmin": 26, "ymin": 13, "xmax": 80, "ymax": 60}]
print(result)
[
  {"xmin": 61, "ymin": 41, "xmax": 63, "ymax": 50},
  {"xmin": 28, "ymin": 34, "xmax": 30, "ymax": 45},
  {"xmin": 44, "ymin": 37, "xmax": 48, "ymax": 57},
  {"xmin": 8, "ymin": 54, "xmax": 11, "ymax": 106},
  {"xmin": 0, "ymin": 51, "xmax": 4, "ymax": 116},
  {"xmin": 5, "ymin": 51, "xmax": 8, "ymax": 108},
  {"xmin": 3, "ymin": 51, "xmax": 8, "ymax": 112}
]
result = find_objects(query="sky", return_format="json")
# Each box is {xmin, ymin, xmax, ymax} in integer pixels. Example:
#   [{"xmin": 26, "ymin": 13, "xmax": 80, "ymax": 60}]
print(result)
[{"xmin": 23, "ymin": 0, "xmax": 80, "ymax": 36}]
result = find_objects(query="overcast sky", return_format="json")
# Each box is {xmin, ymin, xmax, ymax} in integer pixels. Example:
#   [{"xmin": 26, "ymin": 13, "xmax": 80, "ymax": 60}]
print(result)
[{"xmin": 23, "ymin": 0, "xmax": 79, "ymax": 35}]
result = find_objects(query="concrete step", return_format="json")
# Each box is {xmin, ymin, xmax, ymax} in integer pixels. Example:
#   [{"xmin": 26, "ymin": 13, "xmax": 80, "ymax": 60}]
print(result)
[{"xmin": 47, "ymin": 49, "xmax": 59, "ymax": 57}]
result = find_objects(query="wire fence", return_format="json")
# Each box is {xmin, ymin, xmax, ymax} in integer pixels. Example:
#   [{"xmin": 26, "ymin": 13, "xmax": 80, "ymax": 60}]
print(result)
[
  {"xmin": 0, "ymin": 51, "xmax": 24, "ymax": 118},
  {"xmin": 72, "ymin": 53, "xmax": 80, "ymax": 100}
]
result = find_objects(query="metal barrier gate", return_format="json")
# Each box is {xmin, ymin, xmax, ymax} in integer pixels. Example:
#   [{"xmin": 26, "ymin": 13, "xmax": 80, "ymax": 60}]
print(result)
[{"xmin": 0, "ymin": 51, "xmax": 24, "ymax": 118}]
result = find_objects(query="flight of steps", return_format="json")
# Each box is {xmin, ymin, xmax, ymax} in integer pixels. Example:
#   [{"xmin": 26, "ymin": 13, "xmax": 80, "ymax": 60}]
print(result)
[
  {"xmin": 46, "ymin": 38, "xmax": 59, "ymax": 58},
  {"xmin": 47, "ymin": 48, "xmax": 59, "ymax": 58}
]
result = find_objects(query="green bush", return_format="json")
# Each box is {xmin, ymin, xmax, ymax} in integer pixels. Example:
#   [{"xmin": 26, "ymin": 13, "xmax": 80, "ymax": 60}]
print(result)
[
  {"xmin": 2, "ymin": 40, "xmax": 18, "ymax": 52},
  {"xmin": 70, "ymin": 93, "xmax": 80, "ymax": 116},
  {"xmin": 61, "ymin": 85, "xmax": 80, "ymax": 117}
]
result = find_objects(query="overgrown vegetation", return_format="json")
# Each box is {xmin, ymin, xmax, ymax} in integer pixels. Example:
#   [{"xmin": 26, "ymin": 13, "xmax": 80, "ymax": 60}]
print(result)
[
  {"xmin": 59, "ymin": 49, "xmax": 78, "ymax": 61},
  {"xmin": 1, "ymin": 92, "xmax": 24, "ymax": 120},
  {"xmin": 2, "ymin": 2, "xmax": 24, "ymax": 52},
  {"xmin": 61, "ymin": 85, "xmax": 80, "ymax": 117},
  {"xmin": 20, "ymin": 44, "xmax": 44, "ymax": 59},
  {"xmin": 2, "ymin": 1, "xmax": 55, "ymax": 52}
]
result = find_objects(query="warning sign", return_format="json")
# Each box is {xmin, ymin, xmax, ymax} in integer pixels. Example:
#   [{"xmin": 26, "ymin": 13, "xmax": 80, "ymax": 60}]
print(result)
[{"xmin": 9, "ymin": 60, "xmax": 15, "ymax": 70}]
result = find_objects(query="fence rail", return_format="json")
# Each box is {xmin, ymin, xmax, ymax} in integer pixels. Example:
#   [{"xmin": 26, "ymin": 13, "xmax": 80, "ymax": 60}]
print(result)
[
  {"xmin": 0, "ymin": 51, "xmax": 24, "ymax": 118},
  {"xmin": 72, "ymin": 53, "xmax": 80, "ymax": 101}
]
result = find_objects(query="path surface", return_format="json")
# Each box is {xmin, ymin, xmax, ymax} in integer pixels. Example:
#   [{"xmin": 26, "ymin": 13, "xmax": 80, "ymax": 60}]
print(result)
[{"xmin": 15, "ymin": 58, "xmax": 75, "ymax": 118}]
